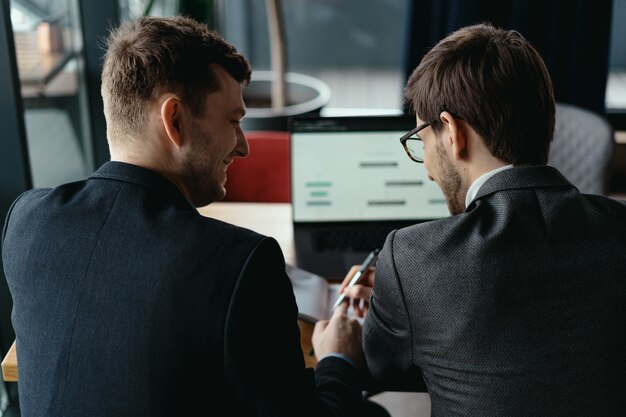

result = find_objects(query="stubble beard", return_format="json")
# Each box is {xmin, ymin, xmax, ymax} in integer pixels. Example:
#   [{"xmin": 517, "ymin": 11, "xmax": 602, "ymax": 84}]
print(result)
[
  {"xmin": 181, "ymin": 137, "xmax": 223, "ymax": 207},
  {"xmin": 435, "ymin": 138, "xmax": 466, "ymax": 215}
]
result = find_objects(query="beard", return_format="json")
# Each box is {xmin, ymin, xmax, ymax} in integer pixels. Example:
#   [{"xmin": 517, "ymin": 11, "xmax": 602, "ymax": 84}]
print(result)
[
  {"xmin": 435, "ymin": 138, "xmax": 466, "ymax": 215},
  {"xmin": 179, "ymin": 135, "xmax": 224, "ymax": 207}
]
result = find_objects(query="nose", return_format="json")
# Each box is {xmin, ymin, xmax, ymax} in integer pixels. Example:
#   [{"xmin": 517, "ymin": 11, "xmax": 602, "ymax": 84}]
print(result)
[{"xmin": 234, "ymin": 125, "xmax": 249, "ymax": 158}]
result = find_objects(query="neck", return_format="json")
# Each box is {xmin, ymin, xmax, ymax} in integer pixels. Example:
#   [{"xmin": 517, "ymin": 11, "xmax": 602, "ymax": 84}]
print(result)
[
  {"xmin": 109, "ymin": 136, "xmax": 183, "ymax": 194},
  {"xmin": 467, "ymin": 157, "xmax": 508, "ymax": 185},
  {"xmin": 462, "ymin": 132, "xmax": 508, "ymax": 185}
]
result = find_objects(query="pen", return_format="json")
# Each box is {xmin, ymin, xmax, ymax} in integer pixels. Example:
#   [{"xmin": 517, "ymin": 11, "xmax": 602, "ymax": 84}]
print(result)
[{"xmin": 330, "ymin": 248, "xmax": 380, "ymax": 311}]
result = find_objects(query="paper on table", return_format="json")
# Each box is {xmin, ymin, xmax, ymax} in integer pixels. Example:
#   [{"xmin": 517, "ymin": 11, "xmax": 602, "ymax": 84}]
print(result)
[{"xmin": 286, "ymin": 264, "xmax": 341, "ymax": 323}]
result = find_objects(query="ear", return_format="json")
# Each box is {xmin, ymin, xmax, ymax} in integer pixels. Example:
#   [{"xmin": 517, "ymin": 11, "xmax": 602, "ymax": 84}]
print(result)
[
  {"xmin": 160, "ymin": 96, "xmax": 184, "ymax": 148},
  {"xmin": 439, "ymin": 111, "xmax": 467, "ymax": 161}
]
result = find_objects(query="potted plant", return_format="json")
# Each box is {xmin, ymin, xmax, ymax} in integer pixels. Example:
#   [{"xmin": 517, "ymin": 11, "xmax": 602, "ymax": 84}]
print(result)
[{"xmin": 241, "ymin": 0, "xmax": 331, "ymax": 131}]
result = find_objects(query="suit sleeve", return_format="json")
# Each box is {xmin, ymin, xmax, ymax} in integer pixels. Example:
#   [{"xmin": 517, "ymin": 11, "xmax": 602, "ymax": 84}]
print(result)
[
  {"xmin": 363, "ymin": 230, "xmax": 427, "ymax": 392},
  {"xmin": 224, "ymin": 237, "xmax": 363, "ymax": 417}
]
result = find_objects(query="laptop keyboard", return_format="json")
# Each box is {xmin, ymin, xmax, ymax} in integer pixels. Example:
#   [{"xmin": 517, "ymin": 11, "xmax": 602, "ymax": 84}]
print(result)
[{"xmin": 311, "ymin": 229, "xmax": 390, "ymax": 252}]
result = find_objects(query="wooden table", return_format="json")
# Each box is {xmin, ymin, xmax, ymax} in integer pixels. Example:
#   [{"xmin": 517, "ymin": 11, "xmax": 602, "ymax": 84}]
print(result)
[
  {"xmin": 1, "ymin": 202, "xmax": 317, "ymax": 382},
  {"xmin": 197, "ymin": 202, "xmax": 295, "ymax": 264},
  {"xmin": 1, "ymin": 341, "xmax": 17, "ymax": 382}
]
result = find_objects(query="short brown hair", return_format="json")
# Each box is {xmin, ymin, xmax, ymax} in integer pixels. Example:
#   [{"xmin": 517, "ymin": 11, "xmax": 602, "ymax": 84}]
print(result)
[
  {"xmin": 102, "ymin": 16, "xmax": 251, "ymax": 142},
  {"xmin": 405, "ymin": 24, "xmax": 555, "ymax": 165}
]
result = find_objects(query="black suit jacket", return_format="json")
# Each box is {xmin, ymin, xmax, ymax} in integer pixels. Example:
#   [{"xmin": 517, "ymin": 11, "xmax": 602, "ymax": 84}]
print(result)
[
  {"xmin": 364, "ymin": 165, "xmax": 626, "ymax": 416},
  {"xmin": 2, "ymin": 162, "xmax": 362, "ymax": 417}
]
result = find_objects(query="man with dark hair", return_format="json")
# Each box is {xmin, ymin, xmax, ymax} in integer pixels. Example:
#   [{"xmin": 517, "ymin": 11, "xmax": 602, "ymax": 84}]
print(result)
[
  {"xmin": 341, "ymin": 23, "xmax": 626, "ymax": 416},
  {"xmin": 2, "ymin": 16, "xmax": 388, "ymax": 417}
]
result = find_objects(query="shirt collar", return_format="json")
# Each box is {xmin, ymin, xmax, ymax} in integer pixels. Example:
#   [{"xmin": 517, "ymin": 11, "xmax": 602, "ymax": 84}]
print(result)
[{"xmin": 464, "ymin": 164, "xmax": 514, "ymax": 209}]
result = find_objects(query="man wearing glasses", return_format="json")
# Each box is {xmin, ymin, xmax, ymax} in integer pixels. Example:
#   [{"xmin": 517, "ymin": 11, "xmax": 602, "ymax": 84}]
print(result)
[{"xmin": 340, "ymin": 23, "xmax": 626, "ymax": 416}]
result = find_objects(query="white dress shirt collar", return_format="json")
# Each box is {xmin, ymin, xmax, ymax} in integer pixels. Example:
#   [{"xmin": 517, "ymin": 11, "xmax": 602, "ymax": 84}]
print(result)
[{"xmin": 464, "ymin": 164, "xmax": 514, "ymax": 209}]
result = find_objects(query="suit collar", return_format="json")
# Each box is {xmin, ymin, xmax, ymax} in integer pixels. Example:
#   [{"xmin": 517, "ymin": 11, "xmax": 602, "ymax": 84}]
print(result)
[
  {"xmin": 91, "ymin": 161, "xmax": 194, "ymax": 209},
  {"xmin": 467, "ymin": 165, "xmax": 575, "ymax": 211}
]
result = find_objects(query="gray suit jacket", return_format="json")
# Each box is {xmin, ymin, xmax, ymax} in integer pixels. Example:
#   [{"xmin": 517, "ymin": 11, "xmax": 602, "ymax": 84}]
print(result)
[
  {"xmin": 2, "ymin": 162, "xmax": 362, "ymax": 417},
  {"xmin": 364, "ymin": 165, "xmax": 626, "ymax": 416}
]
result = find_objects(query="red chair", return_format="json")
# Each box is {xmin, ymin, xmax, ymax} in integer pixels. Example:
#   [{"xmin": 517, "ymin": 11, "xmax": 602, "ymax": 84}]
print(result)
[{"xmin": 223, "ymin": 131, "xmax": 291, "ymax": 202}]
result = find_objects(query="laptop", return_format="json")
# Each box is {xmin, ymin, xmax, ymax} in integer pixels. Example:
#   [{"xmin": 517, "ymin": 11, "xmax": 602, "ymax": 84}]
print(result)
[{"xmin": 290, "ymin": 115, "xmax": 450, "ymax": 280}]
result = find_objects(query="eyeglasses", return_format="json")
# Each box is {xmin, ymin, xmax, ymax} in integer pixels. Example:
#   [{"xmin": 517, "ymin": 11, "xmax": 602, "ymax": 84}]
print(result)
[{"xmin": 399, "ymin": 122, "xmax": 430, "ymax": 163}]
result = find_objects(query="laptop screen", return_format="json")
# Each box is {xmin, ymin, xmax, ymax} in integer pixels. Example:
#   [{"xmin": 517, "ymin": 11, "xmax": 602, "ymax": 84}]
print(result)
[{"xmin": 290, "ymin": 116, "xmax": 450, "ymax": 222}]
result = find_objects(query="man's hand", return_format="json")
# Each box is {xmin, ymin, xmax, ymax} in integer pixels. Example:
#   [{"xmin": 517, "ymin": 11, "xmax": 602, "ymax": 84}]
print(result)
[
  {"xmin": 312, "ymin": 303, "xmax": 364, "ymax": 368},
  {"xmin": 338, "ymin": 265, "xmax": 375, "ymax": 317}
]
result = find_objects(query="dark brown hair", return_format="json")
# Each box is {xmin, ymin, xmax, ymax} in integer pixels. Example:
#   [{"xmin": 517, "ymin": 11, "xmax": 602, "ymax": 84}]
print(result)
[
  {"xmin": 405, "ymin": 23, "xmax": 555, "ymax": 165},
  {"xmin": 102, "ymin": 15, "xmax": 251, "ymax": 141}
]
